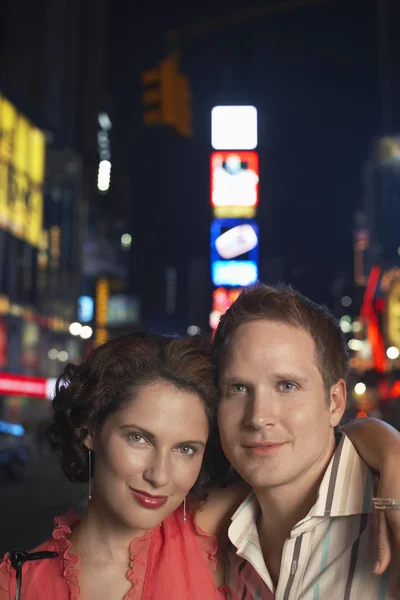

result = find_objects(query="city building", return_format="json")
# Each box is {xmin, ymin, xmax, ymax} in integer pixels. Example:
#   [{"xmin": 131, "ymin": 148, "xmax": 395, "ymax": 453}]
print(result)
[{"xmin": 0, "ymin": 0, "xmax": 114, "ymax": 424}]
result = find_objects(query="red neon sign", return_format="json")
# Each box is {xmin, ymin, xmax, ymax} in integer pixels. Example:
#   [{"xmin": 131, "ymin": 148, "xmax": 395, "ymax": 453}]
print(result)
[
  {"xmin": 210, "ymin": 288, "xmax": 243, "ymax": 331},
  {"xmin": 0, "ymin": 373, "xmax": 55, "ymax": 399},
  {"xmin": 360, "ymin": 266, "xmax": 386, "ymax": 373},
  {"xmin": 210, "ymin": 151, "xmax": 259, "ymax": 209}
]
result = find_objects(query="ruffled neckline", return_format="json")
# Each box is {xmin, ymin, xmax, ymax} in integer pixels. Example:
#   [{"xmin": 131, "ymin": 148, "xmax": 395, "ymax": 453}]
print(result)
[
  {"xmin": 52, "ymin": 511, "xmax": 155, "ymax": 600},
  {"xmin": 191, "ymin": 508, "xmax": 229, "ymax": 595}
]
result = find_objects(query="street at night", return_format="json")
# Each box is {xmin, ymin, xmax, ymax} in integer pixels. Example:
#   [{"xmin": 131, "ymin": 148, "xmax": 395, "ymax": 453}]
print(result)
[
  {"xmin": 0, "ymin": 0, "xmax": 399, "ymax": 598},
  {"xmin": 0, "ymin": 455, "xmax": 85, "ymax": 557}
]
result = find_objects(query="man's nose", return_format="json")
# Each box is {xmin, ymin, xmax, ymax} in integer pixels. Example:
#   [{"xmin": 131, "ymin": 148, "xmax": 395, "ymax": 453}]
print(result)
[
  {"xmin": 244, "ymin": 392, "xmax": 277, "ymax": 429},
  {"xmin": 142, "ymin": 450, "xmax": 171, "ymax": 488}
]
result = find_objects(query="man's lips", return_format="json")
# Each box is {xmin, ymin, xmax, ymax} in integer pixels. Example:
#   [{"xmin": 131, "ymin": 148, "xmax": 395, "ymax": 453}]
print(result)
[
  {"xmin": 130, "ymin": 489, "xmax": 168, "ymax": 509},
  {"xmin": 242, "ymin": 442, "xmax": 287, "ymax": 455}
]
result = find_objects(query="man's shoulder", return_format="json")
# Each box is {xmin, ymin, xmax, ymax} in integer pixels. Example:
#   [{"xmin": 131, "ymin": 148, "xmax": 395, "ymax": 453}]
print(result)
[{"xmin": 314, "ymin": 433, "xmax": 375, "ymax": 518}]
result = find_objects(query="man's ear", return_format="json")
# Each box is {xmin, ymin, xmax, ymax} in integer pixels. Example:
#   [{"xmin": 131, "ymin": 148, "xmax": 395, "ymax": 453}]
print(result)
[{"xmin": 329, "ymin": 379, "xmax": 347, "ymax": 427}]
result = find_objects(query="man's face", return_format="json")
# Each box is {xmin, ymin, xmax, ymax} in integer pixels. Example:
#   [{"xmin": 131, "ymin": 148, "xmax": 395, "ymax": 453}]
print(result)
[{"xmin": 217, "ymin": 320, "xmax": 345, "ymax": 492}]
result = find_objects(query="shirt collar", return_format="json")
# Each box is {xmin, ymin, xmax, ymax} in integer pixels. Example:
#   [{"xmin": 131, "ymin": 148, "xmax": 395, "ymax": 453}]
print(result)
[{"xmin": 229, "ymin": 491, "xmax": 260, "ymax": 549}]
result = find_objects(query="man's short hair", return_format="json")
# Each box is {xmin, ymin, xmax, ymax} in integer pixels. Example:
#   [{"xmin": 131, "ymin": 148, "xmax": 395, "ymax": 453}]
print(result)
[{"xmin": 212, "ymin": 283, "xmax": 349, "ymax": 393}]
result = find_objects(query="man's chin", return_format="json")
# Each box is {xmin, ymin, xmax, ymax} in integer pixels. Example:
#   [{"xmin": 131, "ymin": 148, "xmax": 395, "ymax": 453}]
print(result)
[{"xmin": 235, "ymin": 466, "xmax": 289, "ymax": 489}]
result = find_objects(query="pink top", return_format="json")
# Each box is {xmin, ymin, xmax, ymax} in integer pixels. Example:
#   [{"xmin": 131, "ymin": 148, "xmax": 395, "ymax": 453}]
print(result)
[{"xmin": 0, "ymin": 506, "xmax": 227, "ymax": 600}]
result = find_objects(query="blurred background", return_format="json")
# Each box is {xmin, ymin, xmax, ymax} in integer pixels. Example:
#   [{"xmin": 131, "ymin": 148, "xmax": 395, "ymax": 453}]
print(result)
[{"xmin": 0, "ymin": 0, "xmax": 400, "ymax": 553}]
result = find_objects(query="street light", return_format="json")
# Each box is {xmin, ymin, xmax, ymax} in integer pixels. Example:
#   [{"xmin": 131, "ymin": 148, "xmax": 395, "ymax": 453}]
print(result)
[
  {"xmin": 48, "ymin": 349, "xmax": 58, "ymax": 360},
  {"xmin": 354, "ymin": 382, "xmax": 366, "ymax": 396},
  {"xmin": 121, "ymin": 233, "xmax": 132, "ymax": 249},
  {"xmin": 69, "ymin": 322, "xmax": 82, "ymax": 336},
  {"xmin": 348, "ymin": 339, "xmax": 362, "ymax": 351},
  {"xmin": 80, "ymin": 326, "xmax": 93, "ymax": 340},
  {"xmin": 387, "ymin": 346, "xmax": 399, "ymax": 360},
  {"xmin": 341, "ymin": 296, "xmax": 352, "ymax": 307},
  {"xmin": 187, "ymin": 325, "xmax": 201, "ymax": 336}
]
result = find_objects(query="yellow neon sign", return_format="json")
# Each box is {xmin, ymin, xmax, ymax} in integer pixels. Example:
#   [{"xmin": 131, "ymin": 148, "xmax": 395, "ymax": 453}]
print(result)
[
  {"xmin": 95, "ymin": 279, "xmax": 109, "ymax": 347},
  {"xmin": 0, "ymin": 94, "xmax": 46, "ymax": 247}
]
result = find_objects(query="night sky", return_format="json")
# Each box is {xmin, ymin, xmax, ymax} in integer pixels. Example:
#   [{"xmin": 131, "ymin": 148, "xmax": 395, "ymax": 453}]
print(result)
[{"xmin": 109, "ymin": 0, "xmax": 399, "ymax": 329}]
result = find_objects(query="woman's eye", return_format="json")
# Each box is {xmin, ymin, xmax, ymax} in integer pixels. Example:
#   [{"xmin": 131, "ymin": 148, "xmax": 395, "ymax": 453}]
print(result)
[{"xmin": 127, "ymin": 433, "xmax": 147, "ymax": 444}]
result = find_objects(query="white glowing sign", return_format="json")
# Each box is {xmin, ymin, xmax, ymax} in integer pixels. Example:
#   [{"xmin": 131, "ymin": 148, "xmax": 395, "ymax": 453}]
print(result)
[
  {"xmin": 215, "ymin": 224, "xmax": 258, "ymax": 260},
  {"xmin": 97, "ymin": 112, "xmax": 111, "ymax": 192},
  {"xmin": 211, "ymin": 105, "xmax": 258, "ymax": 150}
]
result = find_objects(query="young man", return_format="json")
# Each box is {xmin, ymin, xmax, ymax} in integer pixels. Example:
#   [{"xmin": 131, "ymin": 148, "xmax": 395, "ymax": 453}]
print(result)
[{"xmin": 213, "ymin": 283, "xmax": 398, "ymax": 599}]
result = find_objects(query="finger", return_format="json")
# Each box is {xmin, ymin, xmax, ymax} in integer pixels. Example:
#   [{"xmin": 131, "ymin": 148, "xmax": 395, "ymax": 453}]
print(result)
[{"xmin": 374, "ymin": 510, "xmax": 391, "ymax": 575}]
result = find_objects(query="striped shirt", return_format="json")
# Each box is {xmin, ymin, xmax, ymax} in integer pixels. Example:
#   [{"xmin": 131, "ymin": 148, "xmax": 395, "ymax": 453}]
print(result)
[{"xmin": 225, "ymin": 434, "xmax": 397, "ymax": 599}]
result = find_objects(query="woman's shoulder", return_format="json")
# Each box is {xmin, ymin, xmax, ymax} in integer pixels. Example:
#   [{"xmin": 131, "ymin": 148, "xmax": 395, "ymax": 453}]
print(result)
[
  {"xmin": 0, "ymin": 512, "xmax": 80, "ymax": 599},
  {"xmin": 0, "ymin": 539, "xmax": 60, "ymax": 599}
]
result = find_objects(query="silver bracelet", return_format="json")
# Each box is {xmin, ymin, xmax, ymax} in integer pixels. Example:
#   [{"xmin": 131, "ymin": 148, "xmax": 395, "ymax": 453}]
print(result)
[{"xmin": 373, "ymin": 497, "xmax": 400, "ymax": 511}]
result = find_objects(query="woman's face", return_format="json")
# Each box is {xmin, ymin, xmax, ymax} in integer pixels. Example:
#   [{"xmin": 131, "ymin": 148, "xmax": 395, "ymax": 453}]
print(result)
[{"xmin": 86, "ymin": 380, "xmax": 209, "ymax": 532}]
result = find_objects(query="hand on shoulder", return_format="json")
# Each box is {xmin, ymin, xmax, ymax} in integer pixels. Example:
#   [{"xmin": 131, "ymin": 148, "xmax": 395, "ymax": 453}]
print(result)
[{"xmin": 195, "ymin": 481, "xmax": 250, "ymax": 539}]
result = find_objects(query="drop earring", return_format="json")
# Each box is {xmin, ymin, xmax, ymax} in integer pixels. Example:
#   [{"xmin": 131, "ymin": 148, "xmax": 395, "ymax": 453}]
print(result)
[
  {"xmin": 88, "ymin": 449, "xmax": 92, "ymax": 501},
  {"xmin": 182, "ymin": 497, "xmax": 187, "ymax": 522}
]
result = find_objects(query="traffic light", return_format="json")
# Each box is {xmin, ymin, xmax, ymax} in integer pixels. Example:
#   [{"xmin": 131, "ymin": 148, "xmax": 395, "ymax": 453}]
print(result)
[
  {"xmin": 175, "ymin": 74, "xmax": 192, "ymax": 138},
  {"xmin": 141, "ymin": 56, "xmax": 193, "ymax": 137}
]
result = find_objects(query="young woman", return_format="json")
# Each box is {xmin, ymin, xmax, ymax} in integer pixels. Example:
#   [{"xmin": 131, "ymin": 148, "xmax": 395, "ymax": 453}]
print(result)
[{"xmin": 0, "ymin": 333, "xmax": 399, "ymax": 600}]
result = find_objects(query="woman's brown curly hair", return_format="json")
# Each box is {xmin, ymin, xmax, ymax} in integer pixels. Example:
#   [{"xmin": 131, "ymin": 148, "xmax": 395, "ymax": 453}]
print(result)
[{"xmin": 48, "ymin": 332, "xmax": 227, "ymax": 499}]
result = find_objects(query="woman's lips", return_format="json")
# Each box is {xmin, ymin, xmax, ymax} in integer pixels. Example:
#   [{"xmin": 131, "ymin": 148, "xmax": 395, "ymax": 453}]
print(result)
[{"xmin": 130, "ymin": 489, "xmax": 168, "ymax": 509}]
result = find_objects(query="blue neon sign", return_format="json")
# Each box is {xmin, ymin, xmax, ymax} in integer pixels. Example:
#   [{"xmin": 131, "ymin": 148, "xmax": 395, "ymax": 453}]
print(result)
[
  {"xmin": 212, "ymin": 260, "xmax": 258, "ymax": 287},
  {"xmin": 211, "ymin": 218, "xmax": 258, "ymax": 287}
]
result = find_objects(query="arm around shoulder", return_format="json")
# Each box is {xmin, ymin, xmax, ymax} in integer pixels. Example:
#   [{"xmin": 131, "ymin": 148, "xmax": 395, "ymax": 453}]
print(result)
[
  {"xmin": 342, "ymin": 417, "xmax": 400, "ymax": 471},
  {"xmin": 195, "ymin": 481, "xmax": 250, "ymax": 539}
]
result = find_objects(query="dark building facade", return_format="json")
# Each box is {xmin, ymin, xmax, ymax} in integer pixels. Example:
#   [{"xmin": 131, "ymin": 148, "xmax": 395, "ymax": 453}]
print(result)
[{"xmin": 0, "ymin": 0, "xmax": 112, "ymax": 423}]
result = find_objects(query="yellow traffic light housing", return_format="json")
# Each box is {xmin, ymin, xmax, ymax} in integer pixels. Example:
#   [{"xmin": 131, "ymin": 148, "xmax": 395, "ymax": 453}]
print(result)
[
  {"xmin": 175, "ymin": 74, "xmax": 192, "ymax": 138},
  {"xmin": 141, "ymin": 56, "xmax": 192, "ymax": 137}
]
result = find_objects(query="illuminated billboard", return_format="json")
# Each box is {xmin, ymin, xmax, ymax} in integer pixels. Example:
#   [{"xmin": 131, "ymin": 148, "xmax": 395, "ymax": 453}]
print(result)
[
  {"xmin": 211, "ymin": 218, "xmax": 258, "ymax": 264},
  {"xmin": 211, "ymin": 106, "xmax": 258, "ymax": 150},
  {"xmin": 213, "ymin": 287, "xmax": 242, "ymax": 311},
  {"xmin": 95, "ymin": 278, "xmax": 109, "ymax": 347},
  {"xmin": 387, "ymin": 279, "xmax": 400, "ymax": 347},
  {"xmin": 211, "ymin": 219, "xmax": 258, "ymax": 287},
  {"xmin": 212, "ymin": 260, "xmax": 258, "ymax": 287},
  {"xmin": 211, "ymin": 151, "xmax": 259, "ymax": 211},
  {"xmin": 0, "ymin": 94, "xmax": 46, "ymax": 247},
  {"xmin": 211, "ymin": 219, "xmax": 258, "ymax": 261},
  {"xmin": 78, "ymin": 296, "xmax": 94, "ymax": 323},
  {"xmin": 210, "ymin": 287, "xmax": 243, "ymax": 330}
]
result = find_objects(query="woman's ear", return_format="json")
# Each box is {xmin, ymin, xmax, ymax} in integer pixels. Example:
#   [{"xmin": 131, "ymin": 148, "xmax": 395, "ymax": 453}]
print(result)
[{"xmin": 82, "ymin": 427, "xmax": 95, "ymax": 451}]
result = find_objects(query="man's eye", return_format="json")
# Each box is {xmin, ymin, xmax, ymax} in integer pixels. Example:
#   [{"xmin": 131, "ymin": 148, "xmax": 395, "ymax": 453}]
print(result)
[
  {"xmin": 178, "ymin": 446, "xmax": 196, "ymax": 456},
  {"xmin": 228, "ymin": 383, "xmax": 247, "ymax": 393},
  {"xmin": 279, "ymin": 382, "xmax": 297, "ymax": 392}
]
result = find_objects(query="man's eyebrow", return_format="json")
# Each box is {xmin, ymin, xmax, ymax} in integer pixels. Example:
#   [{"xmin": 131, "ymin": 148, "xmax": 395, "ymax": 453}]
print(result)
[
  {"xmin": 270, "ymin": 372, "xmax": 308, "ymax": 384},
  {"xmin": 218, "ymin": 375, "xmax": 252, "ymax": 386},
  {"xmin": 219, "ymin": 372, "xmax": 309, "ymax": 385}
]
